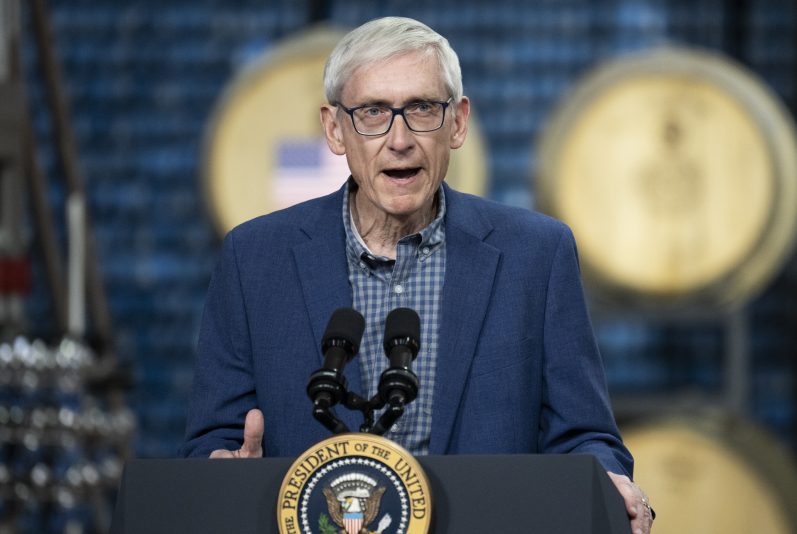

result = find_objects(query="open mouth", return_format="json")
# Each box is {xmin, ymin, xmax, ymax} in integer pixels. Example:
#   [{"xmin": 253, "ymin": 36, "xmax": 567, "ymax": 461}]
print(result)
[{"xmin": 383, "ymin": 167, "xmax": 421, "ymax": 179}]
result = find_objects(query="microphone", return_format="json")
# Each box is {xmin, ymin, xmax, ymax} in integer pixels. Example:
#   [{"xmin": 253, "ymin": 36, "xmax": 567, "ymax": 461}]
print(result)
[
  {"xmin": 371, "ymin": 308, "xmax": 421, "ymax": 435},
  {"xmin": 383, "ymin": 308, "xmax": 421, "ymax": 362},
  {"xmin": 307, "ymin": 308, "xmax": 365, "ymax": 413}
]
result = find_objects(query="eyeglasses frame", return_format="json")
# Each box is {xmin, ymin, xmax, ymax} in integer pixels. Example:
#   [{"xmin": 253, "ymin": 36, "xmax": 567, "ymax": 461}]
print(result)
[{"xmin": 335, "ymin": 98, "xmax": 453, "ymax": 136}]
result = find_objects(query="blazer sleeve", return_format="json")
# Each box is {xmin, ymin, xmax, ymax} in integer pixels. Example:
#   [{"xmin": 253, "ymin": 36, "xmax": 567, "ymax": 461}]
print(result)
[
  {"xmin": 538, "ymin": 226, "xmax": 634, "ymax": 477},
  {"xmin": 179, "ymin": 232, "xmax": 258, "ymax": 457}
]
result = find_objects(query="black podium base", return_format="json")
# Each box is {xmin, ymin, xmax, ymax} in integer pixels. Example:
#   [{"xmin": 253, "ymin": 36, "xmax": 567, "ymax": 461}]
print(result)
[{"xmin": 112, "ymin": 454, "xmax": 630, "ymax": 533}]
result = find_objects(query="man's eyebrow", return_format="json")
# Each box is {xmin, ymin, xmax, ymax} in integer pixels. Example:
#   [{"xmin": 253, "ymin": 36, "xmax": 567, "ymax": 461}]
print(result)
[
  {"xmin": 356, "ymin": 98, "xmax": 391, "ymax": 107},
  {"xmin": 354, "ymin": 95, "xmax": 445, "ymax": 107}
]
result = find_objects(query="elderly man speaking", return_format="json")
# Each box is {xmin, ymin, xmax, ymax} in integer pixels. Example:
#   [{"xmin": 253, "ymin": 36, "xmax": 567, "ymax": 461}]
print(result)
[{"xmin": 182, "ymin": 16, "xmax": 653, "ymax": 534}]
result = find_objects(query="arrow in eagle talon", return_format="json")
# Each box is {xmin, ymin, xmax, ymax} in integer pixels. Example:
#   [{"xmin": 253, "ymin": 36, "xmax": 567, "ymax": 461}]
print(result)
[{"xmin": 376, "ymin": 514, "xmax": 392, "ymax": 533}]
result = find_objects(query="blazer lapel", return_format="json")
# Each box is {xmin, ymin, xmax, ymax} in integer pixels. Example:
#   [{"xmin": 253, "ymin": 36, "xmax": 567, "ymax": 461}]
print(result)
[
  {"xmin": 430, "ymin": 186, "xmax": 501, "ymax": 453},
  {"xmin": 292, "ymin": 186, "xmax": 362, "ymax": 433}
]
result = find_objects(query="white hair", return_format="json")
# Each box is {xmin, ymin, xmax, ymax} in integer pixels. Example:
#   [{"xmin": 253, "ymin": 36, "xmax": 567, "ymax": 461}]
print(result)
[{"xmin": 323, "ymin": 16, "xmax": 463, "ymax": 104}]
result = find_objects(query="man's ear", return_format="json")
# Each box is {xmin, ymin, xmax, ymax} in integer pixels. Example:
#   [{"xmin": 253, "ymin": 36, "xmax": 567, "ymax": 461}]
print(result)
[
  {"xmin": 320, "ymin": 104, "xmax": 346, "ymax": 155},
  {"xmin": 449, "ymin": 96, "xmax": 470, "ymax": 150}
]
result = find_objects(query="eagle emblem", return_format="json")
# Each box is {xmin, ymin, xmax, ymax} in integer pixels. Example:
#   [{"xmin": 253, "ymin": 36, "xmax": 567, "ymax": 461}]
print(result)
[{"xmin": 322, "ymin": 473, "xmax": 388, "ymax": 534}]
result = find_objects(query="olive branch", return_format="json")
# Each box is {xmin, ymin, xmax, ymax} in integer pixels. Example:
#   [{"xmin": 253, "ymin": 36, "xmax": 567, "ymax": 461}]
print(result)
[{"xmin": 318, "ymin": 513, "xmax": 338, "ymax": 534}]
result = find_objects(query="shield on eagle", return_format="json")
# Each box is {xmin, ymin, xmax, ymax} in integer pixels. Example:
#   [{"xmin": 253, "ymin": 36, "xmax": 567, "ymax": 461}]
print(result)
[{"xmin": 323, "ymin": 473, "xmax": 386, "ymax": 534}]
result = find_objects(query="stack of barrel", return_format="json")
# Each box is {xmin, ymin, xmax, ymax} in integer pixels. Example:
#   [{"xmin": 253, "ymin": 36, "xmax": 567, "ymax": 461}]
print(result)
[{"xmin": 537, "ymin": 47, "xmax": 797, "ymax": 533}]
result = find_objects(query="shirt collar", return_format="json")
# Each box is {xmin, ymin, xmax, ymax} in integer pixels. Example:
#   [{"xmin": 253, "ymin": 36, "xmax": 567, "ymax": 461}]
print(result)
[{"xmin": 342, "ymin": 177, "xmax": 446, "ymax": 265}]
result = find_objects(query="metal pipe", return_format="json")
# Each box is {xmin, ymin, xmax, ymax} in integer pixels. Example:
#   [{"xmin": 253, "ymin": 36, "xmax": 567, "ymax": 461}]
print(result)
[
  {"xmin": 23, "ymin": 119, "xmax": 68, "ymax": 334},
  {"xmin": 29, "ymin": 0, "xmax": 113, "ymax": 354}
]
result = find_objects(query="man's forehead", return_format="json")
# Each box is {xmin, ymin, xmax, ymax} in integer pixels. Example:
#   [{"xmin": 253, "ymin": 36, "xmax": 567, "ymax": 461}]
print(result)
[{"xmin": 340, "ymin": 51, "xmax": 447, "ymax": 104}]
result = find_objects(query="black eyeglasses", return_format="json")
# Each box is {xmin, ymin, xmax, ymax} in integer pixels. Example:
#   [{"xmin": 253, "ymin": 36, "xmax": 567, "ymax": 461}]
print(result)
[{"xmin": 336, "ymin": 98, "xmax": 452, "ymax": 136}]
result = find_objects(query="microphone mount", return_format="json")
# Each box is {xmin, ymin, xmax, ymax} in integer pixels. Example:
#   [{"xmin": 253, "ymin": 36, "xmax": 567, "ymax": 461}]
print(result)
[
  {"xmin": 308, "ymin": 307, "xmax": 422, "ymax": 437},
  {"xmin": 306, "ymin": 308, "xmax": 364, "ymax": 435}
]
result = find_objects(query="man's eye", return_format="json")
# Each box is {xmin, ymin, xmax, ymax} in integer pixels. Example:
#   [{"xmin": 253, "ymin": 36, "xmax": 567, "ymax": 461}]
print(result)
[
  {"xmin": 407, "ymin": 102, "xmax": 435, "ymax": 114},
  {"xmin": 362, "ymin": 106, "xmax": 386, "ymax": 117}
]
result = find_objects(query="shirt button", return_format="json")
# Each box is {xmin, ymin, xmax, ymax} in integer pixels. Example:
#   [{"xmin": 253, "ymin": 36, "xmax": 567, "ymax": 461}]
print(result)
[
  {"xmin": 394, "ymin": 284, "xmax": 404, "ymax": 294},
  {"xmin": 390, "ymin": 422, "xmax": 402, "ymax": 433},
  {"xmin": 359, "ymin": 261, "xmax": 367, "ymax": 269},
  {"xmin": 422, "ymin": 246, "xmax": 430, "ymax": 255}
]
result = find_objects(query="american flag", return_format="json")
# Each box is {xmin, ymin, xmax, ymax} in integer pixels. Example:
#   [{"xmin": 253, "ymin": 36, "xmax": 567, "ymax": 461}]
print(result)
[{"xmin": 273, "ymin": 139, "xmax": 350, "ymax": 210}]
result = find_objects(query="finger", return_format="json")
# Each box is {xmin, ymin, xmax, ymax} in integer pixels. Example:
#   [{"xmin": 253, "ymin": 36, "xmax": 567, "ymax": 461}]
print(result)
[
  {"xmin": 209, "ymin": 449, "xmax": 235, "ymax": 459},
  {"xmin": 630, "ymin": 508, "xmax": 652, "ymax": 534},
  {"xmin": 240, "ymin": 408, "xmax": 264, "ymax": 458},
  {"xmin": 630, "ymin": 514, "xmax": 645, "ymax": 534},
  {"xmin": 607, "ymin": 472, "xmax": 652, "ymax": 533},
  {"xmin": 607, "ymin": 472, "xmax": 638, "ymax": 517}
]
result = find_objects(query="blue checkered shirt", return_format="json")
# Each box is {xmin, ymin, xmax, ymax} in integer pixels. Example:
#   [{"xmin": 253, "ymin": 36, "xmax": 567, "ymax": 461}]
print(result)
[{"xmin": 342, "ymin": 180, "xmax": 446, "ymax": 455}]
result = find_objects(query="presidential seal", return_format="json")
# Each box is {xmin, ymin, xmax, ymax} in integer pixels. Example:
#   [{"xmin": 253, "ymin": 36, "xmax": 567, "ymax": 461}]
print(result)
[{"xmin": 277, "ymin": 433, "xmax": 432, "ymax": 534}]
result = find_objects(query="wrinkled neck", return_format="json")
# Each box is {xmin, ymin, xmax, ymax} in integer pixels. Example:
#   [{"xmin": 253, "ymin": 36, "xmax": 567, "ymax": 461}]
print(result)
[{"xmin": 350, "ymin": 189, "xmax": 436, "ymax": 259}]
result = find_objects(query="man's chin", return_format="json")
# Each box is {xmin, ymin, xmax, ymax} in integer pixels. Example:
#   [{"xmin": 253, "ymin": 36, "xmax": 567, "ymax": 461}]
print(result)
[{"xmin": 388, "ymin": 204, "xmax": 440, "ymax": 227}]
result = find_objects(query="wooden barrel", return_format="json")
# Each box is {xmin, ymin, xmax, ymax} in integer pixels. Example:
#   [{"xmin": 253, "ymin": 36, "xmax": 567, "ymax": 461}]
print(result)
[
  {"xmin": 537, "ymin": 47, "xmax": 797, "ymax": 311},
  {"xmin": 622, "ymin": 413, "xmax": 797, "ymax": 534},
  {"xmin": 203, "ymin": 25, "xmax": 488, "ymax": 237}
]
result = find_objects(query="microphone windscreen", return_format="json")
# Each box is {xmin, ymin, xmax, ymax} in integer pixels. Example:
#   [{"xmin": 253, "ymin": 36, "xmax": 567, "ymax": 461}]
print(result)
[
  {"xmin": 384, "ymin": 308, "xmax": 421, "ymax": 348},
  {"xmin": 322, "ymin": 308, "xmax": 366, "ymax": 353}
]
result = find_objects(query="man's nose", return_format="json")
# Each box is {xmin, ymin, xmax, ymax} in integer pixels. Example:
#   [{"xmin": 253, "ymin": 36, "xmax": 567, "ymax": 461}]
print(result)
[{"xmin": 386, "ymin": 113, "xmax": 415, "ymax": 151}]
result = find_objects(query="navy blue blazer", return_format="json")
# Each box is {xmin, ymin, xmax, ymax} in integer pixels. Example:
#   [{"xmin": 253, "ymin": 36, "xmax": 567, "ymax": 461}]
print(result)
[{"xmin": 181, "ymin": 183, "xmax": 633, "ymax": 476}]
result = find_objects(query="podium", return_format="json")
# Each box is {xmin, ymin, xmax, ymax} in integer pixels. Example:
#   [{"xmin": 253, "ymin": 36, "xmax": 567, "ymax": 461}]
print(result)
[{"xmin": 111, "ymin": 454, "xmax": 630, "ymax": 533}]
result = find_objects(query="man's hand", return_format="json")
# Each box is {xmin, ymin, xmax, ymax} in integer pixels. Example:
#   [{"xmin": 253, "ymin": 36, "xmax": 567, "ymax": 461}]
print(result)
[
  {"xmin": 209, "ymin": 409, "xmax": 264, "ymax": 458},
  {"xmin": 607, "ymin": 472, "xmax": 654, "ymax": 534}
]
